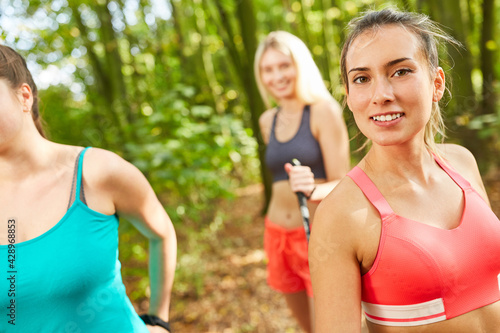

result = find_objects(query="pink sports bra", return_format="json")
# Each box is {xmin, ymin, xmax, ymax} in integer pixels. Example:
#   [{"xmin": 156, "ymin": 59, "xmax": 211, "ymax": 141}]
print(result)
[{"xmin": 347, "ymin": 157, "xmax": 500, "ymax": 327}]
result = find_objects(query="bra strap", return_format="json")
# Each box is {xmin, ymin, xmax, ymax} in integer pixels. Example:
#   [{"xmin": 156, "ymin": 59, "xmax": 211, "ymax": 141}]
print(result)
[
  {"xmin": 75, "ymin": 147, "xmax": 91, "ymax": 203},
  {"xmin": 347, "ymin": 166, "xmax": 395, "ymax": 220},
  {"xmin": 302, "ymin": 104, "xmax": 311, "ymax": 126},
  {"xmin": 269, "ymin": 107, "xmax": 280, "ymax": 140},
  {"xmin": 432, "ymin": 154, "xmax": 472, "ymax": 190}
]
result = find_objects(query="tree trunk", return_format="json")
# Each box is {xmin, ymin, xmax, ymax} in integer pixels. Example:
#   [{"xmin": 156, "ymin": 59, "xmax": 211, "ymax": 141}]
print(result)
[
  {"xmin": 480, "ymin": 0, "xmax": 496, "ymax": 115},
  {"xmin": 235, "ymin": 0, "xmax": 271, "ymax": 211},
  {"xmin": 298, "ymin": 0, "xmax": 313, "ymax": 45},
  {"xmin": 426, "ymin": 0, "xmax": 491, "ymax": 170},
  {"xmin": 431, "ymin": 0, "xmax": 475, "ymax": 113},
  {"xmin": 69, "ymin": 2, "xmax": 129, "ymax": 148},
  {"xmin": 169, "ymin": 0, "xmax": 186, "ymax": 62},
  {"xmin": 478, "ymin": 0, "xmax": 498, "ymax": 167},
  {"xmin": 194, "ymin": 0, "xmax": 225, "ymax": 114},
  {"xmin": 97, "ymin": 1, "xmax": 133, "ymax": 137},
  {"xmin": 320, "ymin": 0, "xmax": 340, "ymax": 92}
]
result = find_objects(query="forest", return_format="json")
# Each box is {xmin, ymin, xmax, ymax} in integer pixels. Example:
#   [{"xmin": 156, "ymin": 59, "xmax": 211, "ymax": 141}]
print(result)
[{"xmin": 1, "ymin": 0, "xmax": 499, "ymax": 331}]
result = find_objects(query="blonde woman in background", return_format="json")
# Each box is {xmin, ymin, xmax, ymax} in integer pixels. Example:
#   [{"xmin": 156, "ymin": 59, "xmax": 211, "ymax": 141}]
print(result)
[{"xmin": 254, "ymin": 31, "xmax": 350, "ymax": 332}]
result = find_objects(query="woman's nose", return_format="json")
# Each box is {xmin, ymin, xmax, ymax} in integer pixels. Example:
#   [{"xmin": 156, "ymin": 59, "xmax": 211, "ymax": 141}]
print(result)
[
  {"xmin": 274, "ymin": 69, "xmax": 285, "ymax": 81},
  {"xmin": 372, "ymin": 78, "xmax": 395, "ymax": 105}
]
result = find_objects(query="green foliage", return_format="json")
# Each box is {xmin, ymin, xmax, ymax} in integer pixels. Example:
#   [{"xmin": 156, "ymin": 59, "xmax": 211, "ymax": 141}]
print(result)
[{"xmin": 124, "ymin": 83, "xmax": 260, "ymax": 222}]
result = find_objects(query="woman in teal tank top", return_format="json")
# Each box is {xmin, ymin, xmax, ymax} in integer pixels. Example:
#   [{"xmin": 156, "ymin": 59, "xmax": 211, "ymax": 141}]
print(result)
[{"xmin": 0, "ymin": 46, "xmax": 176, "ymax": 332}]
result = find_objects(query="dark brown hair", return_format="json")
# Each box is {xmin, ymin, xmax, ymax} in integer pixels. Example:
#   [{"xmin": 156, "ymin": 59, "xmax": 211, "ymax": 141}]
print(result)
[{"xmin": 0, "ymin": 45, "xmax": 45, "ymax": 137}]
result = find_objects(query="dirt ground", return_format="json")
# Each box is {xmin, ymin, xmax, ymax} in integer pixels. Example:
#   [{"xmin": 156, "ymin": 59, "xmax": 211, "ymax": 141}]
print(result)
[
  {"xmin": 134, "ymin": 171, "xmax": 500, "ymax": 333},
  {"xmin": 168, "ymin": 183, "xmax": 308, "ymax": 332}
]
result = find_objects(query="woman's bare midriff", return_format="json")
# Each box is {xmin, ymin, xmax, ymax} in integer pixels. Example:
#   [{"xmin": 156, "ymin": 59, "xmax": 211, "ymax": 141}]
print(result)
[
  {"xmin": 266, "ymin": 179, "xmax": 326, "ymax": 229},
  {"xmin": 367, "ymin": 300, "xmax": 500, "ymax": 333}
]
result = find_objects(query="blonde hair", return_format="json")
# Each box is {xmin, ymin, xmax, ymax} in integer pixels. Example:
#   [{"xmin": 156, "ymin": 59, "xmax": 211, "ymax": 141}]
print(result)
[
  {"xmin": 254, "ymin": 31, "xmax": 332, "ymax": 108},
  {"xmin": 340, "ymin": 9, "xmax": 459, "ymax": 155}
]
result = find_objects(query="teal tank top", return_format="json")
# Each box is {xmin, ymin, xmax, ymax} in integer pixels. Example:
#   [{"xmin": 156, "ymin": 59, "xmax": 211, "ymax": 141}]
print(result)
[{"xmin": 0, "ymin": 147, "xmax": 149, "ymax": 332}]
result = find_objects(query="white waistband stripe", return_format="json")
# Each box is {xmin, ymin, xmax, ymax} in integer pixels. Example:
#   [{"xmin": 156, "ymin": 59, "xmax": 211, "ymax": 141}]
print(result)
[
  {"xmin": 364, "ymin": 314, "xmax": 447, "ymax": 327},
  {"xmin": 362, "ymin": 298, "xmax": 446, "ymax": 327}
]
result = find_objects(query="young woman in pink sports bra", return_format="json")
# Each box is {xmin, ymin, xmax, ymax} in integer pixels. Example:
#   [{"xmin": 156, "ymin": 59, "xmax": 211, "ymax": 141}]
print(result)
[{"xmin": 310, "ymin": 9, "xmax": 500, "ymax": 333}]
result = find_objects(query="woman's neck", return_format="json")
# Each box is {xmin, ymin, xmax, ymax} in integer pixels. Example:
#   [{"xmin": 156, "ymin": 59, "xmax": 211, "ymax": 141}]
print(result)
[
  {"xmin": 278, "ymin": 97, "xmax": 305, "ymax": 115},
  {"xmin": 362, "ymin": 141, "xmax": 436, "ymax": 184},
  {"xmin": 0, "ymin": 133, "xmax": 52, "ymax": 182}
]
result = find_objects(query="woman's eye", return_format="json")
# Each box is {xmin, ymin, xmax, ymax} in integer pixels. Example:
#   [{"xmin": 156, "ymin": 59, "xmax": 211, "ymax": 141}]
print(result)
[
  {"xmin": 394, "ymin": 69, "xmax": 411, "ymax": 77},
  {"xmin": 353, "ymin": 76, "xmax": 368, "ymax": 84}
]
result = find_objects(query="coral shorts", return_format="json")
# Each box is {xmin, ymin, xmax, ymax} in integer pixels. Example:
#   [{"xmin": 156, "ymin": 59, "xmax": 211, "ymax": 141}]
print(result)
[{"xmin": 264, "ymin": 216, "xmax": 313, "ymax": 297}]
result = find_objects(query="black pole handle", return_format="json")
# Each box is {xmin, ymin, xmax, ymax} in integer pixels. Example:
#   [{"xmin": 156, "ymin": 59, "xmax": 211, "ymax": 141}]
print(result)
[{"xmin": 291, "ymin": 159, "xmax": 310, "ymax": 242}]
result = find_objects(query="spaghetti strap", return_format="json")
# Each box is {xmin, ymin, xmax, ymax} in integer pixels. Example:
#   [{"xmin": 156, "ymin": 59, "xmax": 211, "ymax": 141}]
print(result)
[
  {"xmin": 75, "ymin": 147, "xmax": 91, "ymax": 203},
  {"xmin": 432, "ymin": 154, "xmax": 472, "ymax": 190},
  {"xmin": 347, "ymin": 166, "xmax": 395, "ymax": 221},
  {"xmin": 269, "ymin": 107, "xmax": 280, "ymax": 140}
]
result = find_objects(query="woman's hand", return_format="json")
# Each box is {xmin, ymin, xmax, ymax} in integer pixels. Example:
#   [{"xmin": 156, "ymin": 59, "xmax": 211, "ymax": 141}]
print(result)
[{"xmin": 284, "ymin": 162, "xmax": 316, "ymax": 198}]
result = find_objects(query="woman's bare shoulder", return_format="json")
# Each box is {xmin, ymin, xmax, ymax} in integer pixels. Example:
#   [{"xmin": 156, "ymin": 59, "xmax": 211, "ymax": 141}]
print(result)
[
  {"xmin": 315, "ymin": 172, "xmax": 376, "ymax": 236},
  {"xmin": 259, "ymin": 108, "xmax": 278, "ymax": 143},
  {"xmin": 81, "ymin": 148, "xmax": 140, "ymax": 190},
  {"xmin": 312, "ymin": 171, "xmax": 382, "ymax": 276},
  {"xmin": 84, "ymin": 147, "xmax": 126, "ymax": 169},
  {"xmin": 437, "ymin": 143, "xmax": 489, "ymax": 201},
  {"xmin": 438, "ymin": 143, "xmax": 475, "ymax": 161},
  {"xmin": 437, "ymin": 143, "xmax": 479, "ymax": 176},
  {"xmin": 310, "ymin": 98, "xmax": 343, "ymax": 117},
  {"xmin": 259, "ymin": 107, "xmax": 278, "ymax": 126},
  {"xmin": 310, "ymin": 98, "xmax": 347, "ymax": 138}
]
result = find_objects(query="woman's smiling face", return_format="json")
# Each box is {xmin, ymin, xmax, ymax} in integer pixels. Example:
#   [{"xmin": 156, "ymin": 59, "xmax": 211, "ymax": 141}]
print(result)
[
  {"xmin": 345, "ymin": 24, "xmax": 445, "ymax": 147},
  {"xmin": 259, "ymin": 48, "xmax": 298, "ymax": 101}
]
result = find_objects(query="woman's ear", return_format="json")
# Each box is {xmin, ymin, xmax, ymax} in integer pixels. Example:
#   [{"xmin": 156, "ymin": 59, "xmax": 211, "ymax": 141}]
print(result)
[
  {"xmin": 18, "ymin": 83, "xmax": 33, "ymax": 112},
  {"xmin": 433, "ymin": 67, "xmax": 445, "ymax": 102}
]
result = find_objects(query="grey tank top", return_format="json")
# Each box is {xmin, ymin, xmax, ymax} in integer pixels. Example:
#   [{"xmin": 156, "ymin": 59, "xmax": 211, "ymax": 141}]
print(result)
[{"xmin": 265, "ymin": 105, "xmax": 326, "ymax": 182}]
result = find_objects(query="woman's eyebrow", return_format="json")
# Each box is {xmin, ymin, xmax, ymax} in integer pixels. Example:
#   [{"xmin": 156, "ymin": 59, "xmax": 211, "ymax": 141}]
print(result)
[
  {"xmin": 347, "ymin": 57, "xmax": 413, "ymax": 75},
  {"xmin": 386, "ymin": 57, "xmax": 412, "ymax": 68},
  {"xmin": 348, "ymin": 66, "xmax": 369, "ymax": 75}
]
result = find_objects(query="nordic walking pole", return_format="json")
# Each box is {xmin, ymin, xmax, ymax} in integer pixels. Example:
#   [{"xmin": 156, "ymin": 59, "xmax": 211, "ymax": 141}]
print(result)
[{"xmin": 291, "ymin": 159, "xmax": 311, "ymax": 242}]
